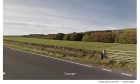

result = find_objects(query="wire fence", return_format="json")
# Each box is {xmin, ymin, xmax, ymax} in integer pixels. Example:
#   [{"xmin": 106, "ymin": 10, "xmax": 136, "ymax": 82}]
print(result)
[{"xmin": 106, "ymin": 49, "xmax": 136, "ymax": 63}]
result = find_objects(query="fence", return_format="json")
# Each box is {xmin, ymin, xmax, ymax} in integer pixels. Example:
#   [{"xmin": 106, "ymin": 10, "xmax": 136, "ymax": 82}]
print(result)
[{"xmin": 105, "ymin": 49, "xmax": 136, "ymax": 63}]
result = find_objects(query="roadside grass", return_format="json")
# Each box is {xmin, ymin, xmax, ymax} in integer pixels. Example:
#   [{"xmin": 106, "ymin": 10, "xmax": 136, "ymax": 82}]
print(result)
[
  {"xmin": 4, "ymin": 41, "xmax": 136, "ymax": 74},
  {"xmin": 4, "ymin": 36, "xmax": 136, "ymax": 51}
]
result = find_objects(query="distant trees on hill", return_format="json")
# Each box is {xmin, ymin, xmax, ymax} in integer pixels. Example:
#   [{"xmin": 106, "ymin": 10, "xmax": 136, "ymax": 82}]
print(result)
[
  {"xmin": 82, "ymin": 32, "xmax": 116, "ymax": 43},
  {"xmin": 116, "ymin": 32, "xmax": 136, "ymax": 44},
  {"xmin": 22, "ymin": 29, "xmax": 136, "ymax": 44}
]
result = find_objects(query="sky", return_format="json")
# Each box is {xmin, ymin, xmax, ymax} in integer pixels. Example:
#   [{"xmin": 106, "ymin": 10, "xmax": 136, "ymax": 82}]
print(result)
[{"xmin": 4, "ymin": 0, "xmax": 136, "ymax": 35}]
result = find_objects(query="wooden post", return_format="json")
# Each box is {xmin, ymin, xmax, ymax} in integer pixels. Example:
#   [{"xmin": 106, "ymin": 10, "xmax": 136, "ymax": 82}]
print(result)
[{"xmin": 102, "ymin": 49, "xmax": 107, "ymax": 58}]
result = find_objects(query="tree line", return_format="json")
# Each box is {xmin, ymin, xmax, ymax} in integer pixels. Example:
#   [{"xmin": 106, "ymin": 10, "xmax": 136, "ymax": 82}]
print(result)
[{"xmin": 22, "ymin": 29, "xmax": 136, "ymax": 44}]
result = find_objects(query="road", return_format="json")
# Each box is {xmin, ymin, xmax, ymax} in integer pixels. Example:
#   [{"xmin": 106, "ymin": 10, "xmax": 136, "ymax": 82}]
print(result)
[{"xmin": 3, "ymin": 47, "xmax": 136, "ymax": 80}]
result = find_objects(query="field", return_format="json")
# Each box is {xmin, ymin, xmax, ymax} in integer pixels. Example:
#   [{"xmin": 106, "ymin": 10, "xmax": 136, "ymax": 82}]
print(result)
[
  {"xmin": 120, "ymin": 28, "xmax": 136, "ymax": 32},
  {"xmin": 4, "ymin": 36, "xmax": 136, "ymax": 51},
  {"xmin": 3, "ymin": 36, "xmax": 137, "ymax": 74}
]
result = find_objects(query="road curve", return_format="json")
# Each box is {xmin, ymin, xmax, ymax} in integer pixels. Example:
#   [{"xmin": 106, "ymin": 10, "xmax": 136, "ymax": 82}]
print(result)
[{"xmin": 3, "ymin": 47, "xmax": 136, "ymax": 80}]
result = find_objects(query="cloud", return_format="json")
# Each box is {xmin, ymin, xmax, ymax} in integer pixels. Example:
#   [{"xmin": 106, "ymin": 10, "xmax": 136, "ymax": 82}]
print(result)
[{"xmin": 4, "ymin": 0, "xmax": 136, "ymax": 35}]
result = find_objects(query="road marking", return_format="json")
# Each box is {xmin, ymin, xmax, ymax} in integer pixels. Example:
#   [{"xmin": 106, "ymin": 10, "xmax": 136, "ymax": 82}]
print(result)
[
  {"xmin": 5, "ymin": 46, "xmax": 135, "ymax": 77},
  {"xmin": 3, "ymin": 72, "xmax": 6, "ymax": 75},
  {"xmin": 4, "ymin": 46, "xmax": 92, "ymax": 68},
  {"xmin": 102, "ymin": 68, "xmax": 112, "ymax": 72},
  {"xmin": 121, "ymin": 73, "xmax": 132, "ymax": 76}
]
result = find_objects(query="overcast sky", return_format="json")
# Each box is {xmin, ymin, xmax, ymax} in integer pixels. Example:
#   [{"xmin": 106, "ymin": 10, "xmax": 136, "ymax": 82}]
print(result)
[{"xmin": 4, "ymin": 0, "xmax": 136, "ymax": 35}]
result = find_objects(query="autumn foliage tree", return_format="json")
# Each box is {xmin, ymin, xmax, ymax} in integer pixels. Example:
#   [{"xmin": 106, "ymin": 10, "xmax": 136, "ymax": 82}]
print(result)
[
  {"xmin": 118, "ymin": 32, "xmax": 136, "ymax": 44},
  {"xmin": 22, "ymin": 29, "xmax": 136, "ymax": 44}
]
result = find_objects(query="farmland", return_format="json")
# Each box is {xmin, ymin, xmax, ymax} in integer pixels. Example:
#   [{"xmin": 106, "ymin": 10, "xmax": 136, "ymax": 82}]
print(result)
[
  {"xmin": 3, "ymin": 36, "xmax": 137, "ymax": 74},
  {"xmin": 4, "ymin": 36, "xmax": 136, "ymax": 51}
]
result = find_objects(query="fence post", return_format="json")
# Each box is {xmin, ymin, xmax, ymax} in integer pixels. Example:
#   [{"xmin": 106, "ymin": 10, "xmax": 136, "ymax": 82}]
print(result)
[
  {"xmin": 102, "ymin": 49, "xmax": 107, "ymax": 59},
  {"xmin": 120, "ymin": 51, "xmax": 122, "ymax": 61}
]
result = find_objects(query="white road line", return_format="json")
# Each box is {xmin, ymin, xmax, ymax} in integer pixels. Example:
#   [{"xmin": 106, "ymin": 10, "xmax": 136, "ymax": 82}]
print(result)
[
  {"xmin": 4, "ymin": 46, "xmax": 135, "ymax": 77},
  {"xmin": 3, "ymin": 72, "xmax": 6, "ymax": 75},
  {"xmin": 102, "ymin": 68, "xmax": 112, "ymax": 72},
  {"xmin": 121, "ymin": 73, "xmax": 132, "ymax": 76},
  {"xmin": 4, "ymin": 46, "xmax": 92, "ymax": 68}
]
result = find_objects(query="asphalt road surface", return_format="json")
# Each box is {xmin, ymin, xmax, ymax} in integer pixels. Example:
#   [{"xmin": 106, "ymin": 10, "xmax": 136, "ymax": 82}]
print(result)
[{"xmin": 3, "ymin": 47, "xmax": 136, "ymax": 80}]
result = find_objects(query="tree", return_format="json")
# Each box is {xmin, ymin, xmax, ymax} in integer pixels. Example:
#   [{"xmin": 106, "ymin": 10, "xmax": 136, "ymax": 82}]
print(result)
[
  {"xmin": 119, "ymin": 33, "xmax": 130, "ymax": 44},
  {"xmin": 55, "ymin": 33, "xmax": 64, "ymax": 40},
  {"xmin": 70, "ymin": 33, "xmax": 83, "ymax": 41},
  {"xmin": 115, "ymin": 33, "xmax": 120, "ymax": 43},
  {"xmin": 46, "ymin": 34, "xmax": 56, "ymax": 39},
  {"xmin": 63, "ymin": 34, "xmax": 70, "ymax": 40},
  {"xmin": 128, "ymin": 32, "xmax": 136, "ymax": 44},
  {"xmin": 118, "ymin": 32, "xmax": 136, "ymax": 44},
  {"xmin": 105, "ymin": 32, "xmax": 116, "ymax": 43},
  {"xmin": 89, "ymin": 32, "xmax": 106, "ymax": 42},
  {"xmin": 82, "ymin": 34, "xmax": 90, "ymax": 41}
]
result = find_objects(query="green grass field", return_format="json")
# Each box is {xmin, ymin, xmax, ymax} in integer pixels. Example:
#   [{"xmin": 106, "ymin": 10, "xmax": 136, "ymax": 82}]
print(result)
[
  {"xmin": 120, "ymin": 28, "xmax": 136, "ymax": 32},
  {"xmin": 4, "ymin": 36, "xmax": 137, "ymax": 74},
  {"xmin": 4, "ymin": 36, "xmax": 136, "ymax": 51}
]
